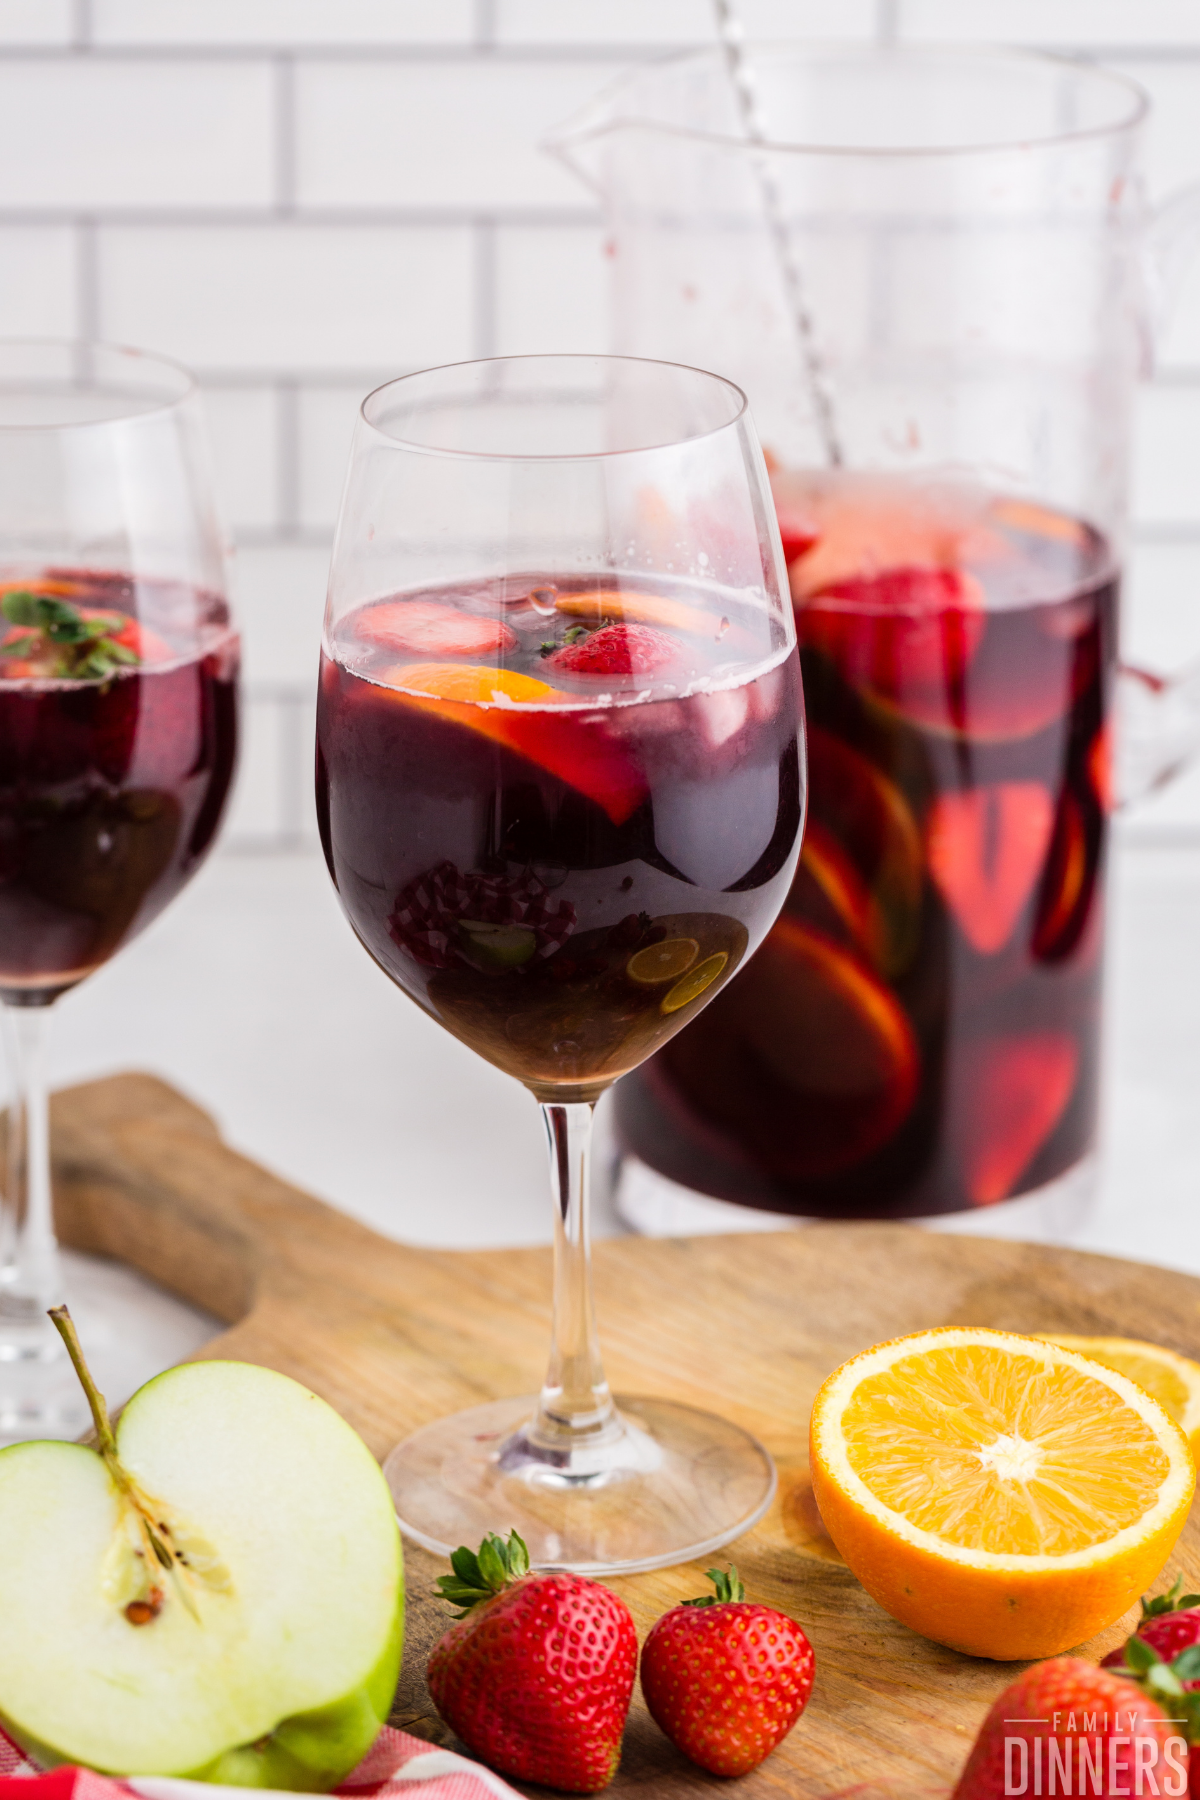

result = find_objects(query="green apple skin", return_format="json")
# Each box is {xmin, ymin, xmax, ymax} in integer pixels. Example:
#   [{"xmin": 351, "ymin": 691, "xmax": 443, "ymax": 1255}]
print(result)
[{"xmin": 0, "ymin": 1362, "xmax": 404, "ymax": 1791}]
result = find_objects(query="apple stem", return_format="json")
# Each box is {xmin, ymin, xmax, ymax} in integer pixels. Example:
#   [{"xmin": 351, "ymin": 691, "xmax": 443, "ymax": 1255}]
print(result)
[{"xmin": 48, "ymin": 1304, "xmax": 119, "ymax": 1460}]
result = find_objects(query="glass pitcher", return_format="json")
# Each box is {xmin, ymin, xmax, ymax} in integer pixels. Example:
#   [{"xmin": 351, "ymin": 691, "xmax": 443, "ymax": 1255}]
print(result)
[{"xmin": 550, "ymin": 44, "xmax": 1200, "ymax": 1235}]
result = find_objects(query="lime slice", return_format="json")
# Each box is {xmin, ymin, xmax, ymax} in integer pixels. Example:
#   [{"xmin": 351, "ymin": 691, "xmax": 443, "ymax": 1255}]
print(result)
[
  {"xmin": 661, "ymin": 950, "xmax": 729, "ymax": 1014},
  {"xmin": 626, "ymin": 937, "xmax": 699, "ymax": 987},
  {"xmin": 457, "ymin": 919, "xmax": 537, "ymax": 970}
]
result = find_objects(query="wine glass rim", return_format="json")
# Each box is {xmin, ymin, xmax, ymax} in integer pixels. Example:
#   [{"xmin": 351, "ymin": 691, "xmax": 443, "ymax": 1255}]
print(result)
[
  {"xmin": 553, "ymin": 42, "xmax": 1149, "ymax": 162},
  {"xmin": 0, "ymin": 339, "xmax": 198, "ymax": 431},
  {"xmin": 359, "ymin": 353, "xmax": 750, "ymax": 462}
]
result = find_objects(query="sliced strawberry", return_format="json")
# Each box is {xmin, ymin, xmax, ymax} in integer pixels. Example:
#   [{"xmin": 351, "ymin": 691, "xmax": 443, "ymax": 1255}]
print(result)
[
  {"xmin": 1087, "ymin": 722, "xmax": 1114, "ymax": 813},
  {"xmin": 926, "ymin": 782, "xmax": 1055, "ymax": 954},
  {"xmin": 80, "ymin": 608, "xmax": 176, "ymax": 666},
  {"xmin": 356, "ymin": 599, "xmax": 517, "ymax": 659},
  {"xmin": 382, "ymin": 662, "xmax": 648, "ymax": 826},
  {"xmin": 797, "ymin": 566, "xmax": 987, "ymax": 730},
  {"xmin": 548, "ymin": 622, "xmax": 678, "ymax": 677},
  {"xmin": 957, "ymin": 1032, "xmax": 1078, "ymax": 1204},
  {"xmin": 775, "ymin": 512, "xmax": 820, "ymax": 567}
]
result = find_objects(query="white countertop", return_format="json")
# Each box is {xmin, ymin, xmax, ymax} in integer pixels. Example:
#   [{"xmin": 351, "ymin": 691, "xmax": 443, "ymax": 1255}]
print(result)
[{"xmin": 24, "ymin": 834, "xmax": 1200, "ymax": 1410}]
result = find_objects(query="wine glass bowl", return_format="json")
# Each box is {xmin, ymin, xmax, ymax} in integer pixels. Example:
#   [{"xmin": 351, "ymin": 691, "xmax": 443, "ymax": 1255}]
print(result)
[
  {"xmin": 316, "ymin": 355, "xmax": 803, "ymax": 1571},
  {"xmin": 0, "ymin": 342, "xmax": 239, "ymax": 1431}
]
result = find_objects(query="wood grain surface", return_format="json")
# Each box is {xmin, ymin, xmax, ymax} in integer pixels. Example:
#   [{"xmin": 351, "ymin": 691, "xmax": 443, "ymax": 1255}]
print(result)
[{"xmin": 47, "ymin": 1072, "xmax": 1200, "ymax": 1798}]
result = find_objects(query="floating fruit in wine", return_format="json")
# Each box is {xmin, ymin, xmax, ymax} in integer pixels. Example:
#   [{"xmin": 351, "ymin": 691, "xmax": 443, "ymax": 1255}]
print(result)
[{"xmin": 615, "ymin": 473, "xmax": 1113, "ymax": 1218}]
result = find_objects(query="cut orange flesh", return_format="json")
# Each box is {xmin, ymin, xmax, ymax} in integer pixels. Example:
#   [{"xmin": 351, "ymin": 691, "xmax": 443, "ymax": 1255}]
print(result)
[
  {"xmin": 378, "ymin": 662, "xmax": 648, "ymax": 825},
  {"xmin": 1038, "ymin": 1336, "xmax": 1200, "ymax": 1465},
  {"xmin": 810, "ymin": 1327, "xmax": 1195, "ymax": 1660},
  {"xmin": 553, "ymin": 588, "xmax": 712, "ymax": 637}
]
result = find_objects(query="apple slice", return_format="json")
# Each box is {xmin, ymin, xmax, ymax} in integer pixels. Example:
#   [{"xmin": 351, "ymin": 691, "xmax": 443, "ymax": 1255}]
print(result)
[
  {"xmin": 926, "ymin": 782, "xmax": 1055, "ymax": 954},
  {"xmin": 382, "ymin": 662, "xmax": 648, "ymax": 826},
  {"xmin": 0, "ymin": 1310, "xmax": 403, "ymax": 1790}
]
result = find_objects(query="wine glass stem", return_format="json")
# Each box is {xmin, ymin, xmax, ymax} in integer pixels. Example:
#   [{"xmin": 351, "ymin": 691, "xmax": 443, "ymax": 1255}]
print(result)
[
  {"xmin": 534, "ymin": 1100, "xmax": 617, "ymax": 1449},
  {"xmin": 0, "ymin": 1002, "xmax": 63, "ymax": 1337}
]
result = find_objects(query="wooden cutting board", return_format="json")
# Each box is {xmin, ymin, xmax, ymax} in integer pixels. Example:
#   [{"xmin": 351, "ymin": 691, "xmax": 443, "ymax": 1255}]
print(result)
[{"xmin": 46, "ymin": 1072, "xmax": 1200, "ymax": 1798}]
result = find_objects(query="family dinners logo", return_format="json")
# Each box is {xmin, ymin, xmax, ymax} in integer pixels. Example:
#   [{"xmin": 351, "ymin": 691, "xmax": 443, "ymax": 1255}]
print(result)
[{"xmin": 1003, "ymin": 1715, "xmax": 1189, "ymax": 1796}]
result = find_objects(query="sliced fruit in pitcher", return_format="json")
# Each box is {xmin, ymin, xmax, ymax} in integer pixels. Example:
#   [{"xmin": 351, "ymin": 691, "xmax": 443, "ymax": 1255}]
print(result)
[
  {"xmin": 803, "ymin": 727, "xmax": 923, "ymax": 978},
  {"xmin": 926, "ymin": 782, "xmax": 1055, "ymax": 954},
  {"xmin": 957, "ymin": 1032, "xmax": 1078, "ymax": 1204},
  {"xmin": 1032, "ymin": 789, "xmax": 1097, "ymax": 961},
  {"xmin": 798, "ymin": 566, "xmax": 985, "ymax": 700},
  {"xmin": 792, "ymin": 819, "xmax": 876, "ymax": 955},
  {"xmin": 660, "ymin": 919, "xmax": 920, "ymax": 1181},
  {"xmin": 381, "ymin": 662, "xmax": 648, "ymax": 825},
  {"xmin": 356, "ymin": 599, "xmax": 517, "ymax": 659},
  {"xmin": 745, "ymin": 921, "xmax": 918, "ymax": 1170},
  {"xmin": 1088, "ymin": 722, "xmax": 1114, "ymax": 813}
]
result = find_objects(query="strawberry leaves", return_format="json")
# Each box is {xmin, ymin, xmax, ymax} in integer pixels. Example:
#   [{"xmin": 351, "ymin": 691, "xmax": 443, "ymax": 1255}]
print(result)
[
  {"xmin": 1142, "ymin": 1576, "xmax": 1200, "ymax": 1619},
  {"xmin": 434, "ymin": 1529, "xmax": 530, "ymax": 1617},
  {"xmin": 1, "ymin": 589, "xmax": 141, "ymax": 680},
  {"xmin": 682, "ymin": 1565, "xmax": 747, "ymax": 1608},
  {"xmin": 1121, "ymin": 1633, "xmax": 1200, "ymax": 1739}
]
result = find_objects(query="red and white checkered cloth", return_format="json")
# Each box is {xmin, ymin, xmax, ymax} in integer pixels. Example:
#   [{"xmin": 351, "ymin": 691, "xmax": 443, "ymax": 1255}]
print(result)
[
  {"xmin": 388, "ymin": 861, "xmax": 575, "ymax": 971},
  {"xmin": 0, "ymin": 1725, "xmax": 521, "ymax": 1800}
]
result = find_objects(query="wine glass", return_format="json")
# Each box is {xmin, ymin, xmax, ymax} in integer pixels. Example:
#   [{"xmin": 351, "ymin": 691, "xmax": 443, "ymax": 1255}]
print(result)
[
  {"xmin": 0, "ymin": 341, "xmax": 239, "ymax": 1437},
  {"xmin": 316, "ymin": 354, "xmax": 804, "ymax": 1572}
]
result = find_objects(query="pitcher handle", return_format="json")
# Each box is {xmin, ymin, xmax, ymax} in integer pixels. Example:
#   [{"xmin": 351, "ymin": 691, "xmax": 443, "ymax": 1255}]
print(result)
[
  {"xmin": 1117, "ymin": 659, "xmax": 1200, "ymax": 807},
  {"xmin": 1142, "ymin": 181, "xmax": 1200, "ymax": 364}
]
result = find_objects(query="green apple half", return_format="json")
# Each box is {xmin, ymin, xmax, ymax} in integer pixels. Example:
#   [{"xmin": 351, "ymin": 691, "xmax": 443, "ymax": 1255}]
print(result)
[{"xmin": 0, "ymin": 1320, "xmax": 403, "ymax": 1791}]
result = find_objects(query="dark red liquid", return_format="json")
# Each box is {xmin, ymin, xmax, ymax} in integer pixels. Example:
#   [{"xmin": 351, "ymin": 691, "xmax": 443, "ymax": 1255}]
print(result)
[
  {"xmin": 615, "ymin": 480, "xmax": 1114, "ymax": 1217},
  {"xmin": 0, "ymin": 570, "xmax": 239, "ymax": 1001},
  {"xmin": 316, "ymin": 578, "xmax": 803, "ymax": 1103}
]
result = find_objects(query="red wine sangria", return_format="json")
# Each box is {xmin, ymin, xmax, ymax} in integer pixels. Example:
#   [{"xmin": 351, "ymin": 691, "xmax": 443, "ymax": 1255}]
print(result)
[
  {"xmin": 614, "ymin": 473, "xmax": 1114, "ymax": 1219},
  {"xmin": 318, "ymin": 354, "xmax": 803, "ymax": 1570},
  {"xmin": 0, "ymin": 569, "xmax": 238, "ymax": 1001},
  {"xmin": 0, "ymin": 341, "xmax": 239, "ymax": 1427},
  {"xmin": 317, "ymin": 576, "xmax": 802, "ymax": 1103}
]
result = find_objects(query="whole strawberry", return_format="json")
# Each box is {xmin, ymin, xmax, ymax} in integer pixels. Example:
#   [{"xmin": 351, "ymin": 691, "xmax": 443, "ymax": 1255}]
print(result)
[
  {"xmin": 639, "ymin": 1566, "xmax": 814, "ymax": 1778},
  {"xmin": 952, "ymin": 1657, "xmax": 1185, "ymax": 1800},
  {"xmin": 548, "ymin": 622, "xmax": 677, "ymax": 676},
  {"xmin": 1103, "ymin": 1576, "xmax": 1200, "ymax": 1679},
  {"xmin": 427, "ymin": 1529, "xmax": 637, "ymax": 1794}
]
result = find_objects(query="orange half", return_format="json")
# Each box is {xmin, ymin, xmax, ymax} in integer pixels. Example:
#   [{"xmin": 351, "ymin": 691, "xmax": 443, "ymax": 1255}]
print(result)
[{"xmin": 810, "ymin": 1326, "xmax": 1194, "ymax": 1660}]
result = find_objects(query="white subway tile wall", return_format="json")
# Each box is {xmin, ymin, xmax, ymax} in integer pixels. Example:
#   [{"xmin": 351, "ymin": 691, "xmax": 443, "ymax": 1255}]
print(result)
[{"xmin": 8, "ymin": 0, "xmax": 1196, "ymax": 843}]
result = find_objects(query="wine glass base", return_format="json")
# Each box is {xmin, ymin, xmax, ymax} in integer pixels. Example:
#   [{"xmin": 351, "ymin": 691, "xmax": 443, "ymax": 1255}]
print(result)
[{"xmin": 384, "ymin": 1393, "xmax": 776, "ymax": 1575}]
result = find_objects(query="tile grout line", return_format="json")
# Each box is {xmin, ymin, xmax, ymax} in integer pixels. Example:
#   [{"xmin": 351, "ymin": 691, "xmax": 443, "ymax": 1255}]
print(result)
[
  {"xmin": 275, "ymin": 380, "xmax": 301, "ymax": 540},
  {"xmin": 70, "ymin": 0, "xmax": 91, "ymax": 51},
  {"xmin": 273, "ymin": 53, "xmax": 296, "ymax": 216},
  {"xmin": 75, "ymin": 215, "xmax": 98, "ymax": 346},
  {"xmin": 474, "ymin": 217, "xmax": 497, "ymax": 359}
]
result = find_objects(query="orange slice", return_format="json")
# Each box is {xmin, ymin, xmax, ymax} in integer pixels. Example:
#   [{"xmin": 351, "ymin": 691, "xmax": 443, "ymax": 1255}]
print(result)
[
  {"xmin": 1038, "ymin": 1335, "xmax": 1200, "ymax": 1465},
  {"xmin": 554, "ymin": 588, "xmax": 711, "ymax": 637},
  {"xmin": 626, "ymin": 938, "xmax": 698, "ymax": 987},
  {"xmin": 380, "ymin": 662, "xmax": 648, "ymax": 826},
  {"xmin": 809, "ymin": 1327, "xmax": 1195, "ymax": 1660},
  {"xmin": 661, "ymin": 950, "xmax": 728, "ymax": 1014}
]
